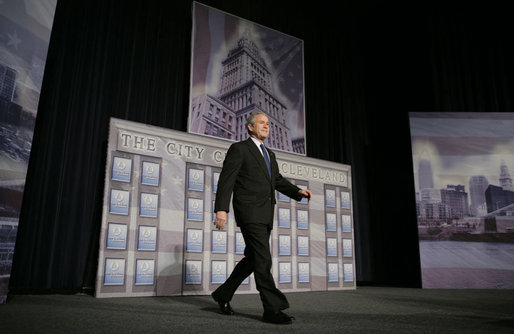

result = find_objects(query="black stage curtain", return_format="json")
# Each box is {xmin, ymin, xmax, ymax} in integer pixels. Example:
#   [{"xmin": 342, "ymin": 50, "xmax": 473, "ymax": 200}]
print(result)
[{"xmin": 9, "ymin": 0, "xmax": 513, "ymax": 293}]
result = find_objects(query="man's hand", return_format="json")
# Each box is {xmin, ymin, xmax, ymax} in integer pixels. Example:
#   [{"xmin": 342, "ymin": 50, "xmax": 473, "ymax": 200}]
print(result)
[
  {"xmin": 214, "ymin": 211, "xmax": 227, "ymax": 230},
  {"xmin": 299, "ymin": 189, "xmax": 313, "ymax": 202}
]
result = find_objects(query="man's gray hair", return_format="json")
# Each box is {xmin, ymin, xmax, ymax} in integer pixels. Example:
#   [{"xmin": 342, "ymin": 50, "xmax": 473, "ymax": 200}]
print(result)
[{"xmin": 246, "ymin": 112, "xmax": 267, "ymax": 135}]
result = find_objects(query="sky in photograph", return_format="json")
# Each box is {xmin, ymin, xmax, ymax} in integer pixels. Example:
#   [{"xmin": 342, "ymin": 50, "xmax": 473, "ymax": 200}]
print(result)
[{"xmin": 409, "ymin": 113, "xmax": 514, "ymax": 192}]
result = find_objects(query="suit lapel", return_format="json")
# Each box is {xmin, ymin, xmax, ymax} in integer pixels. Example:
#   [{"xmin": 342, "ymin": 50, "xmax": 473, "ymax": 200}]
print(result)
[{"xmin": 245, "ymin": 138, "xmax": 272, "ymax": 183}]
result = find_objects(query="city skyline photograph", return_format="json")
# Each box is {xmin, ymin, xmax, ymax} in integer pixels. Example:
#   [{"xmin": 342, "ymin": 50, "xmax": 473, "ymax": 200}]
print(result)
[
  {"xmin": 409, "ymin": 112, "xmax": 514, "ymax": 289},
  {"xmin": 410, "ymin": 113, "xmax": 514, "ymax": 195}
]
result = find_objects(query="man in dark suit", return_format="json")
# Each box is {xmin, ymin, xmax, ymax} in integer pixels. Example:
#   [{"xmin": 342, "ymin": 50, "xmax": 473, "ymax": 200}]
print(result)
[{"xmin": 212, "ymin": 112, "xmax": 312, "ymax": 325}]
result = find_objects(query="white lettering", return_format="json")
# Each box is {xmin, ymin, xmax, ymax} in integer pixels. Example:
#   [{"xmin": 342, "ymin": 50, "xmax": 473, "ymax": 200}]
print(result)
[
  {"xmin": 214, "ymin": 150, "xmax": 225, "ymax": 163},
  {"xmin": 120, "ymin": 133, "xmax": 131, "ymax": 147},
  {"xmin": 147, "ymin": 138, "xmax": 156, "ymax": 151},
  {"xmin": 196, "ymin": 147, "xmax": 204, "ymax": 160}
]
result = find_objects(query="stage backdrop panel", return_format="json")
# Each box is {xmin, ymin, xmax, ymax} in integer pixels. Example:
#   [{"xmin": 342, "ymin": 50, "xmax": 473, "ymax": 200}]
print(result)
[
  {"xmin": 188, "ymin": 2, "xmax": 306, "ymax": 155},
  {"xmin": 409, "ymin": 112, "xmax": 514, "ymax": 289},
  {"xmin": 0, "ymin": 0, "xmax": 57, "ymax": 304},
  {"xmin": 95, "ymin": 118, "xmax": 355, "ymax": 298}
]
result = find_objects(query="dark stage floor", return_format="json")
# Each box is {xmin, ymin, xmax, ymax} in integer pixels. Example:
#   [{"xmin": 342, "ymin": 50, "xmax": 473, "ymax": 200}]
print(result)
[{"xmin": 1, "ymin": 287, "xmax": 513, "ymax": 333}]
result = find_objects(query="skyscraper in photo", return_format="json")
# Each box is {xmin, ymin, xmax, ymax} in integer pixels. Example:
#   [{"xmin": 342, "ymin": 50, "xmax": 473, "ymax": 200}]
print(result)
[
  {"xmin": 0, "ymin": 63, "xmax": 17, "ymax": 101},
  {"xmin": 418, "ymin": 158, "xmax": 434, "ymax": 190},
  {"xmin": 190, "ymin": 36, "xmax": 293, "ymax": 152},
  {"xmin": 485, "ymin": 184, "xmax": 514, "ymax": 213},
  {"xmin": 469, "ymin": 175, "xmax": 489, "ymax": 216},
  {"xmin": 499, "ymin": 160, "xmax": 514, "ymax": 191},
  {"xmin": 440, "ymin": 184, "xmax": 469, "ymax": 218}
]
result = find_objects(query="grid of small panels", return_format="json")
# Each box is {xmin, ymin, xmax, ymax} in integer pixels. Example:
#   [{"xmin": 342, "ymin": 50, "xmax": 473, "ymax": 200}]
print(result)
[
  {"xmin": 275, "ymin": 180, "xmax": 311, "ymax": 289},
  {"xmin": 182, "ymin": 163, "xmax": 254, "ymax": 294},
  {"xmin": 97, "ymin": 119, "xmax": 356, "ymax": 298},
  {"xmin": 325, "ymin": 185, "xmax": 355, "ymax": 288},
  {"xmin": 101, "ymin": 153, "xmax": 161, "ymax": 293}
]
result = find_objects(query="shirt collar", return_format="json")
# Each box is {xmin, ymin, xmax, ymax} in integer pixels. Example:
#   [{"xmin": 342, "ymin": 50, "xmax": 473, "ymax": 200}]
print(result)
[{"xmin": 250, "ymin": 136, "xmax": 266, "ymax": 156}]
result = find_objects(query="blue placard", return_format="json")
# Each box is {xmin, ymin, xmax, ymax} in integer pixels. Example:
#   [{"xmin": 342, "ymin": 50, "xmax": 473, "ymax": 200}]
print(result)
[
  {"xmin": 212, "ymin": 172, "xmax": 219, "ymax": 193},
  {"xmin": 328, "ymin": 263, "xmax": 339, "ymax": 282},
  {"xmin": 212, "ymin": 200, "xmax": 216, "ymax": 222},
  {"xmin": 297, "ymin": 210, "xmax": 309, "ymax": 230},
  {"xmin": 343, "ymin": 239, "xmax": 353, "ymax": 257},
  {"xmin": 186, "ymin": 228, "xmax": 203, "ymax": 252},
  {"xmin": 137, "ymin": 225, "xmax": 157, "ymax": 251},
  {"xmin": 327, "ymin": 238, "xmax": 337, "ymax": 257},
  {"xmin": 212, "ymin": 230, "xmax": 227, "ymax": 253},
  {"xmin": 344, "ymin": 263, "xmax": 354, "ymax": 282},
  {"xmin": 341, "ymin": 191, "xmax": 351, "ymax": 209},
  {"xmin": 112, "ymin": 157, "xmax": 132, "ymax": 183},
  {"xmin": 278, "ymin": 235, "xmax": 291, "ymax": 256},
  {"xmin": 235, "ymin": 231, "xmax": 245, "ymax": 254},
  {"xmin": 297, "ymin": 236, "xmax": 309, "ymax": 256},
  {"xmin": 278, "ymin": 262, "xmax": 291, "ymax": 283},
  {"xmin": 278, "ymin": 208, "xmax": 291, "ymax": 228},
  {"xmin": 185, "ymin": 260, "xmax": 202, "ymax": 284},
  {"xmin": 104, "ymin": 258, "xmax": 125, "ymax": 285},
  {"xmin": 106, "ymin": 223, "xmax": 127, "ymax": 249},
  {"xmin": 277, "ymin": 191, "xmax": 290, "ymax": 202},
  {"xmin": 141, "ymin": 161, "xmax": 160, "ymax": 186},
  {"xmin": 140, "ymin": 193, "xmax": 158, "ymax": 218},
  {"xmin": 298, "ymin": 262, "xmax": 310, "ymax": 283},
  {"xmin": 187, "ymin": 198, "xmax": 204, "ymax": 221},
  {"xmin": 326, "ymin": 213, "xmax": 337, "ymax": 231},
  {"xmin": 188, "ymin": 168, "xmax": 204, "ymax": 191},
  {"xmin": 109, "ymin": 189, "xmax": 130, "ymax": 215},
  {"xmin": 211, "ymin": 260, "xmax": 227, "ymax": 284},
  {"xmin": 342, "ymin": 214, "xmax": 352, "ymax": 233},
  {"xmin": 325, "ymin": 189, "xmax": 336, "ymax": 207},
  {"xmin": 135, "ymin": 259, "xmax": 155, "ymax": 285}
]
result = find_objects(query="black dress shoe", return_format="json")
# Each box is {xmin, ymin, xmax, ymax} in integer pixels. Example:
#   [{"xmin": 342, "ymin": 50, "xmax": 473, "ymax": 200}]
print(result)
[
  {"xmin": 262, "ymin": 311, "xmax": 295, "ymax": 324},
  {"xmin": 211, "ymin": 291, "xmax": 234, "ymax": 315}
]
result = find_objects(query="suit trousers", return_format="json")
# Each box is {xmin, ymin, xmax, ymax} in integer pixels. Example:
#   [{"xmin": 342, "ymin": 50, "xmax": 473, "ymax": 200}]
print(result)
[{"xmin": 213, "ymin": 223, "xmax": 289, "ymax": 313}]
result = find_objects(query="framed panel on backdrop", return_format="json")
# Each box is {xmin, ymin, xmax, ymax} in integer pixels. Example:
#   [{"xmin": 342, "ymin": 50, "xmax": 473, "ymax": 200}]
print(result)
[
  {"xmin": 409, "ymin": 112, "xmax": 514, "ymax": 289},
  {"xmin": 95, "ymin": 118, "xmax": 356, "ymax": 298},
  {"xmin": 188, "ymin": 2, "xmax": 306, "ymax": 155}
]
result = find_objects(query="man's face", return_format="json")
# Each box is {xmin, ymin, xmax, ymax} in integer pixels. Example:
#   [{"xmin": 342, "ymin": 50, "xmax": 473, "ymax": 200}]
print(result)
[{"xmin": 248, "ymin": 114, "xmax": 270, "ymax": 141}]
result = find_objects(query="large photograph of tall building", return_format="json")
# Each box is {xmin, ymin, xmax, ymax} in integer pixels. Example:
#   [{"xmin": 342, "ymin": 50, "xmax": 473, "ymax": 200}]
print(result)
[
  {"xmin": 188, "ymin": 2, "xmax": 306, "ymax": 155},
  {"xmin": 409, "ymin": 112, "xmax": 514, "ymax": 289}
]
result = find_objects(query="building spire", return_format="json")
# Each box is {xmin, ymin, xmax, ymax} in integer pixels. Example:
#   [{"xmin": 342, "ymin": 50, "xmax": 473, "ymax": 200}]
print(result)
[{"xmin": 499, "ymin": 160, "xmax": 514, "ymax": 191}]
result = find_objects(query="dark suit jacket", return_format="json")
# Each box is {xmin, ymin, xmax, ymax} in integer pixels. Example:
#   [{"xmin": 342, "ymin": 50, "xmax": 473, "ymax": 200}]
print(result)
[{"xmin": 215, "ymin": 138, "xmax": 302, "ymax": 226}]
